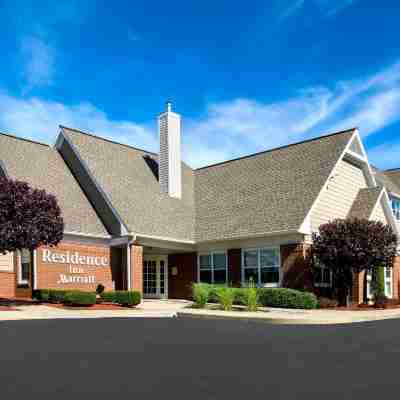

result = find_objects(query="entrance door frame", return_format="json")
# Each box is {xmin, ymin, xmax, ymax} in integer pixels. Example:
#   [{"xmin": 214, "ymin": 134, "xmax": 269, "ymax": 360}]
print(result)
[{"xmin": 143, "ymin": 255, "xmax": 168, "ymax": 299}]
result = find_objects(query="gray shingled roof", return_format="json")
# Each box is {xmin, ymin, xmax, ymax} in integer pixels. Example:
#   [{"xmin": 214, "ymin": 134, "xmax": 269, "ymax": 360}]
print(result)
[
  {"xmin": 0, "ymin": 132, "xmax": 108, "ymax": 237},
  {"xmin": 372, "ymin": 166, "xmax": 400, "ymax": 195},
  {"xmin": 61, "ymin": 127, "xmax": 195, "ymax": 241},
  {"xmin": 347, "ymin": 187, "xmax": 383, "ymax": 220},
  {"xmin": 383, "ymin": 169, "xmax": 400, "ymax": 193},
  {"xmin": 194, "ymin": 129, "xmax": 355, "ymax": 242}
]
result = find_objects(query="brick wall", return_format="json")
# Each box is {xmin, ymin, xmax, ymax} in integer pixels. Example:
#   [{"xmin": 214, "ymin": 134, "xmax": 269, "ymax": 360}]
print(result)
[
  {"xmin": 0, "ymin": 272, "xmax": 16, "ymax": 298},
  {"xmin": 280, "ymin": 243, "xmax": 313, "ymax": 290},
  {"xmin": 36, "ymin": 241, "xmax": 114, "ymax": 292},
  {"xmin": 168, "ymin": 252, "xmax": 197, "ymax": 299},
  {"xmin": 227, "ymin": 249, "xmax": 241, "ymax": 286},
  {"xmin": 130, "ymin": 245, "xmax": 143, "ymax": 293}
]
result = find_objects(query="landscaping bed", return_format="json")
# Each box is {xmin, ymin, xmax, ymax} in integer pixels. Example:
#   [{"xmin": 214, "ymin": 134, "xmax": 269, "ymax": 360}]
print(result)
[{"xmin": 33, "ymin": 288, "xmax": 142, "ymax": 309}]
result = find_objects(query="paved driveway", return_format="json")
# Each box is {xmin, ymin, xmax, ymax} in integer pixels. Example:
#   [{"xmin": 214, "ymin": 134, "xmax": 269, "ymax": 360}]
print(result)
[{"xmin": 1, "ymin": 317, "xmax": 400, "ymax": 399}]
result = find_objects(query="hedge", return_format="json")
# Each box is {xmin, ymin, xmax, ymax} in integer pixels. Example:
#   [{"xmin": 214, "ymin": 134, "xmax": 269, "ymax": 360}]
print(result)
[
  {"xmin": 101, "ymin": 290, "xmax": 141, "ymax": 307},
  {"xmin": 64, "ymin": 291, "xmax": 96, "ymax": 306},
  {"xmin": 258, "ymin": 288, "xmax": 318, "ymax": 309}
]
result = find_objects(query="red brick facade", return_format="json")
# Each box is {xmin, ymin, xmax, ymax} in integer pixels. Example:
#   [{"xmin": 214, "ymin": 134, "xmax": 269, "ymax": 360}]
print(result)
[
  {"xmin": 168, "ymin": 252, "xmax": 197, "ymax": 299},
  {"xmin": 130, "ymin": 244, "xmax": 143, "ymax": 293},
  {"xmin": 36, "ymin": 241, "xmax": 114, "ymax": 292},
  {"xmin": 0, "ymin": 272, "xmax": 16, "ymax": 298},
  {"xmin": 280, "ymin": 243, "xmax": 313, "ymax": 291},
  {"xmin": 227, "ymin": 249, "xmax": 241, "ymax": 286}
]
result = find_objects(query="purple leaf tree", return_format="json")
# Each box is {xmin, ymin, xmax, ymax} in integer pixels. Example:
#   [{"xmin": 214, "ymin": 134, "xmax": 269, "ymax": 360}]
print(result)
[
  {"xmin": 0, "ymin": 177, "xmax": 64, "ymax": 254},
  {"xmin": 312, "ymin": 218, "xmax": 397, "ymax": 305}
]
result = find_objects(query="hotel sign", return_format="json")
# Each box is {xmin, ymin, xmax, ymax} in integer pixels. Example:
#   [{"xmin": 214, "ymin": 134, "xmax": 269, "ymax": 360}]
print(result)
[{"xmin": 42, "ymin": 249, "xmax": 109, "ymax": 285}]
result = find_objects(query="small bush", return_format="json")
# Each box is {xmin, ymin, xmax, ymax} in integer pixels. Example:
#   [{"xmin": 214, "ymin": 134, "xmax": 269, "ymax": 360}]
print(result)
[
  {"xmin": 192, "ymin": 283, "xmax": 210, "ymax": 308},
  {"xmin": 96, "ymin": 284, "xmax": 105, "ymax": 295},
  {"xmin": 48, "ymin": 289, "xmax": 68, "ymax": 304},
  {"xmin": 101, "ymin": 291, "xmax": 117, "ymax": 303},
  {"xmin": 258, "ymin": 288, "xmax": 318, "ymax": 309},
  {"xmin": 215, "ymin": 287, "xmax": 235, "ymax": 311},
  {"xmin": 33, "ymin": 289, "xmax": 50, "ymax": 302},
  {"xmin": 101, "ymin": 291, "xmax": 141, "ymax": 306},
  {"xmin": 242, "ymin": 287, "xmax": 259, "ymax": 312},
  {"xmin": 115, "ymin": 291, "xmax": 141, "ymax": 307},
  {"xmin": 64, "ymin": 291, "xmax": 96, "ymax": 306},
  {"xmin": 318, "ymin": 297, "xmax": 339, "ymax": 309}
]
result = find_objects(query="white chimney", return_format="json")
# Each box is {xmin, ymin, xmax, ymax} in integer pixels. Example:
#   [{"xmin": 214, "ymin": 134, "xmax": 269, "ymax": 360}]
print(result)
[{"xmin": 158, "ymin": 101, "xmax": 182, "ymax": 199}]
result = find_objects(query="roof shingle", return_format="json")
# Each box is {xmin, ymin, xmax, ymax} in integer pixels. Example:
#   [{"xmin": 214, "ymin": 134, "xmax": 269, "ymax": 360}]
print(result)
[{"xmin": 0, "ymin": 132, "xmax": 108, "ymax": 237}]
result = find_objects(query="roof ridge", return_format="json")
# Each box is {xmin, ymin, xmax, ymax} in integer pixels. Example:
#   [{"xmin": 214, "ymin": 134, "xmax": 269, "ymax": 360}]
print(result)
[
  {"xmin": 195, "ymin": 127, "xmax": 357, "ymax": 171},
  {"xmin": 59, "ymin": 125, "xmax": 158, "ymax": 156},
  {"xmin": 385, "ymin": 168, "xmax": 400, "ymax": 173},
  {"xmin": 0, "ymin": 130, "xmax": 50, "ymax": 147}
]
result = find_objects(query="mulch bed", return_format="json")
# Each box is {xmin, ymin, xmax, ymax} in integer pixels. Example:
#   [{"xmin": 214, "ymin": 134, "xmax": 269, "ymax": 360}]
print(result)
[
  {"xmin": 45, "ymin": 302, "xmax": 137, "ymax": 310},
  {"xmin": 0, "ymin": 306, "xmax": 19, "ymax": 311},
  {"xmin": 323, "ymin": 302, "xmax": 400, "ymax": 311}
]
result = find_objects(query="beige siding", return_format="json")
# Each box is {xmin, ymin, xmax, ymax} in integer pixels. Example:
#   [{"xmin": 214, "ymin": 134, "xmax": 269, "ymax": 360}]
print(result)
[
  {"xmin": 370, "ymin": 201, "xmax": 387, "ymax": 224},
  {"xmin": 0, "ymin": 252, "xmax": 14, "ymax": 272},
  {"xmin": 311, "ymin": 160, "xmax": 367, "ymax": 232}
]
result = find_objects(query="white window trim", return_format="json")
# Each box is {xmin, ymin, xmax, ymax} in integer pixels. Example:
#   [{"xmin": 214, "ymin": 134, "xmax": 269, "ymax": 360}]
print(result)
[
  {"xmin": 314, "ymin": 264, "xmax": 332, "ymax": 288},
  {"xmin": 384, "ymin": 267, "xmax": 393, "ymax": 299},
  {"xmin": 241, "ymin": 246, "xmax": 281, "ymax": 288},
  {"xmin": 366, "ymin": 268, "xmax": 393, "ymax": 300},
  {"xmin": 390, "ymin": 195, "xmax": 400, "ymax": 221},
  {"xmin": 197, "ymin": 251, "xmax": 228, "ymax": 284},
  {"xmin": 17, "ymin": 250, "xmax": 30, "ymax": 286}
]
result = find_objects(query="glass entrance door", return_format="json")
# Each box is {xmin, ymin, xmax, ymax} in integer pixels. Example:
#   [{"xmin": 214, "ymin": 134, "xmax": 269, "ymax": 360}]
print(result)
[{"xmin": 143, "ymin": 257, "xmax": 168, "ymax": 298}]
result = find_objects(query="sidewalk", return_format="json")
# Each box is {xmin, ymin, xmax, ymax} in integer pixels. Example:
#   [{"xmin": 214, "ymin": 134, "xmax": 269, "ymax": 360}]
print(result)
[
  {"xmin": 0, "ymin": 299, "xmax": 190, "ymax": 321},
  {"xmin": 178, "ymin": 305, "xmax": 400, "ymax": 324}
]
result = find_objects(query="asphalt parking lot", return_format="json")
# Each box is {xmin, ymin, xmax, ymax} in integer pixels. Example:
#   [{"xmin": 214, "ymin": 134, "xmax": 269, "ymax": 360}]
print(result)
[{"xmin": 1, "ymin": 316, "xmax": 400, "ymax": 399}]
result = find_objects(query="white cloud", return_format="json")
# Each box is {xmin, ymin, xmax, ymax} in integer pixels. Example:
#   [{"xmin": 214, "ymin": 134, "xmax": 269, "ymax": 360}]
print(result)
[
  {"xmin": 1, "ymin": 61, "xmax": 400, "ymax": 169},
  {"xmin": 0, "ymin": 92, "xmax": 157, "ymax": 151},
  {"xmin": 279, "ymin": 0, "xmax": 356, "ymax": 22},
  {"xmin": 277, "ymin": 0, "xmax": 305, "ymax": 23},
  {"xmin": 315, "ymin": 0, "xmax": 356, "ymax": 17},
  {"xmin": 21, "ymin": 36, "xmax": 55, "ymax": 91},
  {"xmin": 368, "ymin": 141, "xmax": 400, "ymax": 170}
]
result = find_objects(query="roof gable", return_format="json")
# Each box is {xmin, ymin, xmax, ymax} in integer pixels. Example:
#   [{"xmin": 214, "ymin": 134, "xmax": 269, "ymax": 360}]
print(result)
[
  {"xmin": 194, "ymin": 129, "xmax": 355, "ymax": 242},
  {"xmin": 60, "ymin": 126, "xmax": 195, "ymax": 241},
  {"xmin": 0, "ymin": 132, "xmax": 108, "ymax": 237}
]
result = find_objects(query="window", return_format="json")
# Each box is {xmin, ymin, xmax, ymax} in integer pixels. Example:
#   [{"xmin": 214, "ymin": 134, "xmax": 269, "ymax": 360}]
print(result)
[
  {"xmin": 314, "ymin": 260, "xmax": 332, "ymax": 287},
  {"xmin": 391, "ymin": 196, "xmax": 400, "ymax": 221},
  {"xmin": 198, "ymin": 252, "xmax": 227, "ymax": 284},
  {"xmin": 18, "ymin": 249, "xmax": 31, "ymax": 286},
  {"xmin": 384, "ymin": 267, "xmax": 393, "ymax": 299},
  {"xmin": 242, "ymin": 248, "xmax": 280, "ymax": 287}
]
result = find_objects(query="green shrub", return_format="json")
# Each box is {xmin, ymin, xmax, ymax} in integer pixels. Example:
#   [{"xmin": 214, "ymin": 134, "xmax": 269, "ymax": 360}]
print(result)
[
  {"xmin": 215, "ymin": 286, "xmax": 235, "ymax": 311},
  {"xmin": 33, "ymin": 289, "xmax": 50, "ymax": 302},
  {"xmin": 242, "ymin": 287, "xmax": 259, "ymax": 312},
  {"xmin": 101, "ymin": 291, "xmax": 117, "ymax": 303},
  {"xmin": 115, "ymin": 291, "xmax": 141, "ymax": 307},
  {"xmin": 258, "ymin": 288, "xmax": 318, "ymax": 309},
  {"xmin": 192, "ymin": 283, "xmax": 210, "ymax": 308},
  {"xmin": 64, "ymin": 291, "xmax": 96, "ymax": 306},
  {"xmin": 48, "ymin": 289, "xmax": 68, "ymax": 304},
  {"xmin": 101, "ymin": 291, "xmax": 141, "ymax": 306}
]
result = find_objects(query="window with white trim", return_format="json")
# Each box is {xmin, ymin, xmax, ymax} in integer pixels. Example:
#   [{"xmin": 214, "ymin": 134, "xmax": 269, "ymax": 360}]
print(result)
[
  {"xmin": 384, "ymin": 267, "xmax": 393, "ymax": 299},
  {"xmin": 18, "ymin": 249, "xmax": 31, "ymax": 286},
  {"xmin": 391, "ymin": 196, "xmax": 400, "ymax": 221},
  {"xmin": 242, "ymin": 247, "xmax": 280, "ymax": 287},
  {"xmin": 313, "ymin": 260, "xmax": 332, "ymax": 287},
  {"xmin": 199, "ymin": 252, "xmax": 227, "ymax": 284}
]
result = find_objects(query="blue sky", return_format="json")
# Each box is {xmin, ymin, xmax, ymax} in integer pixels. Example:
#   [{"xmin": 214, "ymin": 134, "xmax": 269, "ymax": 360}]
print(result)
[{"xmin": 0, "ymin": 0, "xmax": 399, "ymax": 168}]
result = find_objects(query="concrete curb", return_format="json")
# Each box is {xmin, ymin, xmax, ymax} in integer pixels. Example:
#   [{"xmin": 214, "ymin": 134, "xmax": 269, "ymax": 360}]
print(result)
[{"xmin": 177, "ymin": 308, "xmax": 400, "ymax": 325}]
